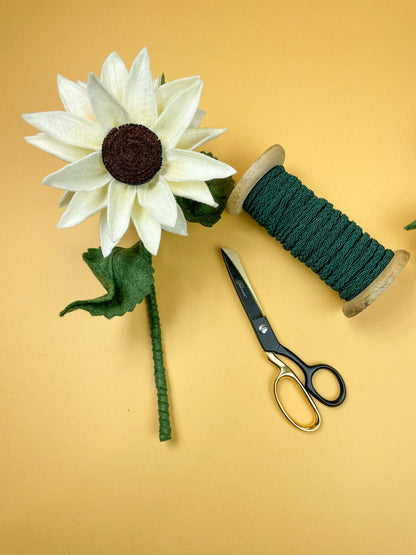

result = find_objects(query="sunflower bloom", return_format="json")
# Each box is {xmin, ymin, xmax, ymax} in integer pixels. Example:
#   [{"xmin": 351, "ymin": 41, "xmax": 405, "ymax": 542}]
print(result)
[{"xmin": 23, "ymin": 47, "xmax": 236, "ymax": 256}]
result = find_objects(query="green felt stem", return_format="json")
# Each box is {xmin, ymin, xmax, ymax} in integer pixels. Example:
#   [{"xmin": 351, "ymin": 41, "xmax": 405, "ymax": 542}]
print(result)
[{"xmin": 145, "ymin": 278, "xmax": 172, "ymax": 442}]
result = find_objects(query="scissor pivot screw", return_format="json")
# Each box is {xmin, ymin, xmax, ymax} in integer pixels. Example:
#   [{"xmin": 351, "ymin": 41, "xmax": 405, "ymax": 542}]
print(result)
[{"xmin": 259, "ymin": 324, "xmax": 268, "ymax": 334}]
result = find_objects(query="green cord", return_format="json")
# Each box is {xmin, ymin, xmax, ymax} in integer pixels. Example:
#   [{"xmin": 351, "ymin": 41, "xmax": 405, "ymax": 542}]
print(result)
[
  {"xmin": 243, "ymin": 166, "xmax": 394, "ymax": 301},
  {"xmin": 145, "ymin": 265, "xmax": 171, "ymax": 442}
]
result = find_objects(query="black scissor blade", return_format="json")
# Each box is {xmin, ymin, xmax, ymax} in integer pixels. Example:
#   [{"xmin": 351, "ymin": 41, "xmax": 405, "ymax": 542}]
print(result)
[
  {"xmin": 221, "ymin": 248, "xmax": 264, "ymax": 321},
  {"xmin": 221, "ymin": 248, "xmax": 281, "ymax": 353}
]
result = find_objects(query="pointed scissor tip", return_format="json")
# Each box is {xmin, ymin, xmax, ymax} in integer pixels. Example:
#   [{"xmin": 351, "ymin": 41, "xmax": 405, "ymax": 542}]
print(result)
[
  {"xmin": 220, "ymin": 247, "xmax": 235, "ymax": 258},
  {"xmin": 220, "ymin": 247, "xmax": 232, "ymax": 264}
]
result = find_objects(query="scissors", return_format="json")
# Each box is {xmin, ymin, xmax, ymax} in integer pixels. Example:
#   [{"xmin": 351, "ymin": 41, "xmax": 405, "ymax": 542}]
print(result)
[{"xmin": 221, "ymin": 248, "xmax": 346, "ymax": 432}]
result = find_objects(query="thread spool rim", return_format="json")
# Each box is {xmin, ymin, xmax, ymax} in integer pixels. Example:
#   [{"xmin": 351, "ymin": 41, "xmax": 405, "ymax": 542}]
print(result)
[
  {"xmin": 226, "ymin": 144, "xmax": 285, "ymax": 214},
  {"xmin": 342, "ymin": 249, "xmax": 410, "ymax": 317}
]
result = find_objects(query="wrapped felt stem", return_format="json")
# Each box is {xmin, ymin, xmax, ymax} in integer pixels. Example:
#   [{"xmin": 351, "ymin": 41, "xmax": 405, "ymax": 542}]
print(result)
[
  {"xmin": 146, "ymin": 280, "xmax": 171, "ymax": 441},
  {"xmin": 60, "ymin": 243, "xmax": 171, "ymax": 440}
]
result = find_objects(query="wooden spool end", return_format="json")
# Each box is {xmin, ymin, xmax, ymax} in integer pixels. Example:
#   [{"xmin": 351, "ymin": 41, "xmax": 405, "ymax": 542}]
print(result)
[
  {"xmin": 227, "ymin": 144, "xmax": 285, "ymax": 214},
  {"xmin": 342, "ymin": 249, "xmax": 410, "ymax": 317},
  {"xmin": 227, "ymin": 145, "xmax": 410, "ymax": 317}
]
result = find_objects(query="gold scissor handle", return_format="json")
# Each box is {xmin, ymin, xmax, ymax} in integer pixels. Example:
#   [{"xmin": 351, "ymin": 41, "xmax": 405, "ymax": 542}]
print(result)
[{"xmin": 266, "ymin": 352, "xmax": 321, "ymax": 432}]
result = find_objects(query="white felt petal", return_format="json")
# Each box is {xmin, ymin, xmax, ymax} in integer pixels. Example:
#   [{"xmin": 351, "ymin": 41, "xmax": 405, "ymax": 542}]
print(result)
[
  {"xmin": 57, "ymin": 75, "xmax": 94, "ymax": 119},
  {"xmin": 153, "ymin": 76, "xmax": 161, "ymax": 89},
  {"xmin": 152, "ymin": 82, "xmax": 203, "ymax": 149},
  {"xmin": 101, "ymin": 51, "xmax": 128, "ymax": 101},
  {"xmin": 163, "ymin": 149, "xmax": 236, "ymax": 182},
  {"xmin": 176, "ymin": 127, "xmax": 226, "ymax": 150},
  {"xmin": 167, "ymin": 180, "xmax": 218, "ymax": 207},
  {"xmin": 189, "ymin": 108, "xmax": 206, "ymax": 128},
  {"xmin": 161, "ymin": 204, "xmax": 188, "ymax": 236},
  {"xmin": 123, "ymin": 47, "xmax": 157, "ymax": 127},
  {"xmin": 22, "ymin": 111, "xmax": 105, "ymax": 150},
  {"xmin": 107, "ymin": 180, "xmax": 136, "ymax": 243},
  {"xmin": 131, "ymin": 203, "xmax": 162, "ymax": 255},
  {"xmin": 100, "ymin": 208, "xmax": 117, "ymax": 257},
  {"xmin": 59, "ymin": 191, "xmax": 75, "ymax": 207},
  {"xmin": 87, "ymin": 73, "xmax": 130, "ymax": 131},
  {"xmin": 57, "ymin": 187, "xmax": 108, "ymax": 228},
  {"xmin": 137, "ymin": 174, "xmax": 178, "ymax": 227},
  {"xmin": 24, "ymin": 134, "xmax": 94, "ymax": 162},
  {"xmin": 155, "ymin": 76, "xmax": 201, "ymax": 113},
  {"xmin": 43, "ymin": 151, "xmax": 110, "ymax": 191}
]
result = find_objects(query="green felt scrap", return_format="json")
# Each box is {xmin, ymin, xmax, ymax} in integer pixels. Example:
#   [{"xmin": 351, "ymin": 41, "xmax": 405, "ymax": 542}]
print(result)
[
  {"xmin": 60, "ymin": 242, "xmax": 154, "ymax": 319},
  {"xmin": 405, "ymin": 219, "xmax": 416, "ymax": 230},
  {"xmin": 177, "ymin": 152, "xmax": 234, "ymax": 227}
]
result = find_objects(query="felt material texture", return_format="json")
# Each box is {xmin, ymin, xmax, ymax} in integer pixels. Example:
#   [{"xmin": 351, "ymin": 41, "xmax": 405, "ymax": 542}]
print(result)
[
  {"xmin": 101, "ymin": 124, "xmax": 163, "ymax": 185},
  {"xmin": 145, "ymin": 280, "xmax": 171, "ymax": 442},
  {"xmin": 177, "ymin": 153, "xmax": 235, "ymax": 227},
  {"xmin": 23, "ymin": 47, "xmax": 236, "ymax": 257},
  {"xmin": 60, "ymin": 242, "xmax": 154, "ymax": 318}
]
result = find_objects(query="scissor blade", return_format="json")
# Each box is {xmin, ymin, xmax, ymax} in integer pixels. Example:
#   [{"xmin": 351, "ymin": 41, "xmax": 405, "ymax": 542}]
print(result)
[
  {"xmin": 221, "ymin": 248, "xmax": 281, "ymax": 353},
  {"xmin": 221, "ymin": 248, "xmax": 264, "ymax": 321}
]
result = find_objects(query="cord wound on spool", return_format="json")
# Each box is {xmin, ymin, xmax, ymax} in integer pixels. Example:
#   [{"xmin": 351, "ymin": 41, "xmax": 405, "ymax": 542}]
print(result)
[{"xmin": 227, "ymin": 145, "xmax": 410, "ymax": 317}]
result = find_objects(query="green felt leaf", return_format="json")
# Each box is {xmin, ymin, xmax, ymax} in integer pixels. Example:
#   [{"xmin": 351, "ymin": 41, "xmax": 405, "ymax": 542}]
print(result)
[
  {"xmin": 176, "ymin": 152, "xmax": 234, "ymax": 227},
  {"xmin": 60, "ymin": 242, "xmax": 154, "ymax": 319},
  {"xmin": 405, "ymin": 219, "xmax": 416, "ymax": 230}
]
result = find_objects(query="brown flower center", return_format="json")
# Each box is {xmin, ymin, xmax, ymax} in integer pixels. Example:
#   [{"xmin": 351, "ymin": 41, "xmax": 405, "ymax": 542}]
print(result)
[{"xmin": 101, "ymin": 124, "xmax": 163, "ymax": 185}]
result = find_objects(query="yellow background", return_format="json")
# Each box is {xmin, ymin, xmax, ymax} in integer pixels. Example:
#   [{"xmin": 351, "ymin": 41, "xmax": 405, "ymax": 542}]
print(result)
[{"xmin": 2, "ymin": 0, "xmax": 416, "ymax": 553}]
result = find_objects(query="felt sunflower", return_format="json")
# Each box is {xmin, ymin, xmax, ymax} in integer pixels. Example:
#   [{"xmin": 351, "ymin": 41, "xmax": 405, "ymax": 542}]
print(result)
[
  {"xmin": 23, "ymin": 47, "xmax": 235, "ymax": 256},
  {"xmin": 23, "ymin": 48, "xmax": 236, "ymax": 441}
]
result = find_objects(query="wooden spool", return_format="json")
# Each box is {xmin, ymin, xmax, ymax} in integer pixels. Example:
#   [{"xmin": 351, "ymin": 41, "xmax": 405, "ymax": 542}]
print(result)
[{"xmin": 227, "ymin": 145, "xmax": 410, "ymax": 317}]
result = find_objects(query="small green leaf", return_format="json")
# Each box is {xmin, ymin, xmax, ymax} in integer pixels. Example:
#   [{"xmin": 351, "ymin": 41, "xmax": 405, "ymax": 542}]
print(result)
[
  {"xmin": 161, "ymin": 73, "xmax": 166, "ymax": 85},
  {"xmin": 60, "ymin": 242, "xmax": 154, "ymax": 319},
  {"xmin": 176, "ymin": 152, "xmax": 234, "ymax": 227},
  {"xmin": 405, "ymin": 219, "xmax": 416, "ymax": 230}
]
